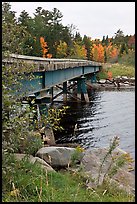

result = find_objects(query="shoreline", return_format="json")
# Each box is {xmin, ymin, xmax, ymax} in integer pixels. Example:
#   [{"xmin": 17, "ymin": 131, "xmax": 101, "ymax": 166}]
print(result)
[{"xmin": 87, "ymin": 82, "xmax": 135, "ymax": 91}]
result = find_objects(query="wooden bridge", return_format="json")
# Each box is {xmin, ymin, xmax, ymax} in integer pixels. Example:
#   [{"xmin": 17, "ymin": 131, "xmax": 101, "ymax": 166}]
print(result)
[{"xmin": 3, "ymin": 54, "xmax": 102, "ymax": 103}]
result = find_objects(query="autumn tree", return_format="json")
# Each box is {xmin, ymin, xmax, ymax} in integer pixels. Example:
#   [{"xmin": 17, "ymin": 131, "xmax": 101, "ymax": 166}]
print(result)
[
  {"xmin": 110, "ymin": 46, "xmax": 119, "ymax": 63},
  {"xmin": 69, "ymin": 41, "xmax": 87, "ymax": 59},
  {"xmin": 101, "ymin": 41, "xmax": 119, "ymax": 63},
  {"xmin": 91, "ymin": 43, "xmax": 104, "ymax": 62},
  {"xmin": 40, "ymin": 37, "xmax": 52, "ymax": 58},
  {"xmin": 56, "ymin": 40, "xmax": 68, "ymax": 58}
]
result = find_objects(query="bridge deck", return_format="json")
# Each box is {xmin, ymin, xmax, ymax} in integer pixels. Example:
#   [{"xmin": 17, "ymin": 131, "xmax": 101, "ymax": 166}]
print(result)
[
  {"xmin": 3, "ymin": 54, "xmax": 102, "ymax": 101},
  {"xmin": 3, "ymin": 54, "xmax": 102, "ymax": 72}
]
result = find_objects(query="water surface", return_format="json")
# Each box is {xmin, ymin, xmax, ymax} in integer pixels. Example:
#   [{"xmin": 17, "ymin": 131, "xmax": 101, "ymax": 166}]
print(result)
[{"xmin": 55, "ymin": 90, "xmax": 135, "ymax": 159}]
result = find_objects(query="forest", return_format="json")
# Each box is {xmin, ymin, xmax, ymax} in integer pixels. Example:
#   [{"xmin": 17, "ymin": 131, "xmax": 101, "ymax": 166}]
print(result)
[{"xmin": 2, "ymin": 2, "xmax": 135, "ymax": 64}]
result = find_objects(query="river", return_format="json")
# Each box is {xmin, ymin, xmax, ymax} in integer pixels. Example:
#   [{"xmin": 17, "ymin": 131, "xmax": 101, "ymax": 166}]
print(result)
[{"xmin": 54, "ymin": 89, "xmax": 135, "ymax": 159}]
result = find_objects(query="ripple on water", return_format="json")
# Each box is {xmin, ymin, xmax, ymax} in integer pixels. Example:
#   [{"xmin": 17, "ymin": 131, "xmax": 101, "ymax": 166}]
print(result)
[{"xmin": 55, "ymin": 90, "xmax": 135, "ymax": 159}]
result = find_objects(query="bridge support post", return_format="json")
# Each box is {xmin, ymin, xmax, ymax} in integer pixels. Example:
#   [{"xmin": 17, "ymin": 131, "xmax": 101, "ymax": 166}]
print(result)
[
  {"xmin": 77, "ymin": 78, "xmax": 82, "ymax": 100},
  {"xmin": 77, "ymin": 76, "xmax": 89, "ymax": 102},
  {"xmin": 63, "ymin": 81, "xmax": 67, "ymax": 103},
  {"xmin": 81, "ymin": 76, "xmax": 89, "ymax": 102},
  {"xmin": 49, "ymin": 87, "xmax": 54, "ymax": 103},
  {"xmin": 91, "ymin": 73, "xmax": 97, "ymax": 83}
]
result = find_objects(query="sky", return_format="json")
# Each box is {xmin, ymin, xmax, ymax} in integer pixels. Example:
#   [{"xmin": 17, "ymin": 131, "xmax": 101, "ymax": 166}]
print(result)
[{"xmin": 9, "ymin": 2, "xmax": 135, "ymax": 39}]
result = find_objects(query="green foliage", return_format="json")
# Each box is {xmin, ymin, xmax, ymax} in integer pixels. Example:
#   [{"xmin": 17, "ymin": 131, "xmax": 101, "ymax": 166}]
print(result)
[
  {"xmin": 71, "ymin": 146, "xmax": 85, "ymax": 166},
  {"xmin": 2, "ymin": 155, "xmax": 134, "ymax": 202},
  {"xmin": 38, "ymin": 106, "xmax": 69, "ymax": 132},
  {"xmin": 97, "ymin": 62, "xmax": 135, "ymax": 80},
  {"xmin": 107, "ymin": 63, "xmax": 135, "ymax": 78},
  {"xmin": 96, "ymin": 68, "xmax": 108, "ymax": 80},
  {"xmin": 2, "ymin": 0, "xmax": 42, "ymax": 164},
  {"xmin": 118, "ymin": 49, "xmax": 135, "ymax": 66},
  {"xmin": 97, "ymin": 136, "xmax": 120, "ymax": 185},
  {"xmin": 82, "ymin": 35, "xmax": 92, "ymax": 60}
]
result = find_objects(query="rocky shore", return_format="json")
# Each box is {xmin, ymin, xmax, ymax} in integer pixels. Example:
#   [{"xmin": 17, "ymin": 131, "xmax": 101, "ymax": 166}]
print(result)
[
  {"xmin": 87, "ymin": 76, "xmax": 135, "ymax": 91},
  {"xmin": 13, "ymin": 144, "xmax": 135, "ymax": 195}
]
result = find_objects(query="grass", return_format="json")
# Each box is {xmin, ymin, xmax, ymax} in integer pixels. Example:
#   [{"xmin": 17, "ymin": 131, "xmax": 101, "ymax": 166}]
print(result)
[
  {"xmin": 97, "ymin": 63, "xmax": 135, "ymax": 80},
  {"xmin": 2, "ymin": 154, "xmax": 135, "ymax": 202}
]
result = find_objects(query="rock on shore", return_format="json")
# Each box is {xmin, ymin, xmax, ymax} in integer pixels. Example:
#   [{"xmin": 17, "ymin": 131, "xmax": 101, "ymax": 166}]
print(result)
[{"xmin": 14, "ymin": 145, "xmax": 135, "ymax": 195}]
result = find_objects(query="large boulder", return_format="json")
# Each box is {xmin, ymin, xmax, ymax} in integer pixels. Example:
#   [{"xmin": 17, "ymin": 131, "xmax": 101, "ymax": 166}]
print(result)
[
  {"xmin": 80, "ymin": 147, "xmax": 135, "ymax": 194},
  {"xmin": 36, "ymin": 146, "xmax": 83, "ymax": 168}
]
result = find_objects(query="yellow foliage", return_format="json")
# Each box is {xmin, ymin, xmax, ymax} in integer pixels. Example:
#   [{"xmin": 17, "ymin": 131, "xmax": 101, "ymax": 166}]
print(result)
[
  {"xmin": 10, "ymin": 189, "xmax": 20, "ymax": 197},
  {"xmin": 56, "ymin": 40, "xmax": 68, "ymax": 58}
]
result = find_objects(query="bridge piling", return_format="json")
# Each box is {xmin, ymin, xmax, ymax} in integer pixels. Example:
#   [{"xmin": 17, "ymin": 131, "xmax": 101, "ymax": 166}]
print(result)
[
  {"xmin": 77, "ymin": 78, "xmax": 82, "ymax": 101},
  {"xmin": 91, "ymin": 73, "xmax": 97, "ymax": 83},
  {"xmin": 77, "ymin": 76, "xmax": 89, "ymax": 103}
]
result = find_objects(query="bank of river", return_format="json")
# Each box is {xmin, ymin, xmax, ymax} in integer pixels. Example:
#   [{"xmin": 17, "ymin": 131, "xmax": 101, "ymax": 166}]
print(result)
[{"xmin": 54, "ymin": 89, "xmax": 135, "ymax": 159}]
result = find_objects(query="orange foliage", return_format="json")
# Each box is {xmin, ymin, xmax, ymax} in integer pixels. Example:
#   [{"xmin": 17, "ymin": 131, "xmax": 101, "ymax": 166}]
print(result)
[
  {"xmin": 107, "ymin": 71, "xmax": 113, "ymax": 80},
  {"xmin": 91, "ymin": 43, "xmax": 104, "ymax": 62},
  {"xmin": 105, "ymin": 42, "xmax": 118, "ymax": 62},
  {"xmin": 40, "ymin": 37, "xmax": 52, "ymax": 58},
  {"xmin": 110, "ymin": 47, "xmax": 118, "ymax": 58},
  {"xmin": 82, "ymin": 45, "xmax": 87, "ymax": 58},
  {"xmin": 97, "ymin": 44, "xmax": 104, "ymax": 62},
  {"xmin": 46, "ymin": 53, "xmax": 52, "ymax": 58}
]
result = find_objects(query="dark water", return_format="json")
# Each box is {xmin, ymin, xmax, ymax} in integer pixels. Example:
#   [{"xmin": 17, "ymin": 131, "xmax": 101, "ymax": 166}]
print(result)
[{"xmin": 54, "ymin": 90, "xmax": 135, "ymax": 159}]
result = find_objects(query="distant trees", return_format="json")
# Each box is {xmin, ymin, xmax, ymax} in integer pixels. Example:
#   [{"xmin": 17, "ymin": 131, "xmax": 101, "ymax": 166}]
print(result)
[{"xmin": 3, "ymin": 2, "xmax": 135, "ymax": 63}]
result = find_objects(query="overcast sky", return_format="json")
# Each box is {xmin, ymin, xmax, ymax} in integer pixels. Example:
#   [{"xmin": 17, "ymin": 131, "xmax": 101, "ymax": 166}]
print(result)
[{"xmin": 9, "ymin": 2, "xmax": 135, "ymax": 39}]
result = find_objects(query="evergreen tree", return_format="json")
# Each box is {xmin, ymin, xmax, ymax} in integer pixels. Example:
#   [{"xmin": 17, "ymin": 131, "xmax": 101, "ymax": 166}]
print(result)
[
  {"xmin": 83, "ymin": 35, "xmax": 92, "ymax": 60},
  {"xmin": 74, "ymin": 32, "xmax": 83, "ymax": 45}
]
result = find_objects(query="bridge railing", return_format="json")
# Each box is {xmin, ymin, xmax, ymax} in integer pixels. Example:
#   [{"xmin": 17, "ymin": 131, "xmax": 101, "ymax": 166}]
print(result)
[{"xmin": 3, "ymin": 54, "xmax": 102, "ymax": 71}]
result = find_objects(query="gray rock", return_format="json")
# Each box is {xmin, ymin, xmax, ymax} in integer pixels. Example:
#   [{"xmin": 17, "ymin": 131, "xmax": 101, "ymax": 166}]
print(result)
[
  {"xmin": 80, "ymin": 147, "xmax": 135, "ymax": 194},
  {"xmin": 36, "ymin": 146, "xmax": 81, "ymax": 167},
  {"xmin": 31, "ymin": 157, "xmax": 55, "ymax": 172},
  {"xmin": 121, "ymin": 76, "xmax": 128, "ymax": 80},
  {"xmin": 98, "ymin": 79, "xmax": 106, "ymax": 84},
  {"xmin": 14, "ymin": 153, "xmax": 55, "ymax": 172}
]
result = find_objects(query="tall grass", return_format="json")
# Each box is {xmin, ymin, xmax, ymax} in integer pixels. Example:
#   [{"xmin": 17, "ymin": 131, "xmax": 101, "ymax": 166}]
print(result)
[
  {"xmin": 106, "ymin": 63, "xmax": 135, "ymax": 78},
  {"xmin": 97, "ymin": 63, "xmax": 135, "ymax": 80},
  {"xmin": 2, "ymin": 154, "xmax": 134, "ymax": 202}
]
